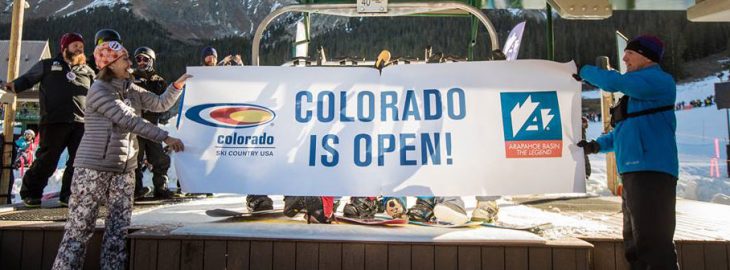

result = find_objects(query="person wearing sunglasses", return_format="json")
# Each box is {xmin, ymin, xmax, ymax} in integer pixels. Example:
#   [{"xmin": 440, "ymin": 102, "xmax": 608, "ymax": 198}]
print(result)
[{"xmin": 131, "ymin": 47, "xmax": 177, "ymax": 200}]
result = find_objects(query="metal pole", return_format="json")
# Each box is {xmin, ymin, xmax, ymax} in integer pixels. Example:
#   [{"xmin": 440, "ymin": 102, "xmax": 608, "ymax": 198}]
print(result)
[
  {"xmin": 546, "ymin": 2, "xmax": 555, "ymax": 61},
  {"xmin": 726, "ymin": 108, "xmax": 730, "ymax": 178},
  {"xmin": 251, "ymin": 2, "xmax": 501, "ymax": 66},
  {"xmin": 468, "ymin": 15, "xmax": 478, "ymax": 61},
  {"xmin": 2, "ymin": 0, "xmax": 26, "ymax": 204},
  {"xmin": 726, "ymin": 109, "xmax": 729, "ymax": 142}
]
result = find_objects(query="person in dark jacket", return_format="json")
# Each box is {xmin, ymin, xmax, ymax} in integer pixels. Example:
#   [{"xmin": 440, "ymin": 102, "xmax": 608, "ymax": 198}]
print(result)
[
  {"xmin": 201, "ymin": 46, "xmax": 218, "ymax": 66},
  {"xmin": 132, "ymin": 46, "xmax": 175, "ymax": 199},
  {"xmin": 577, "ymin": 34, "xmax": 679, "ymax": 269},
  {"xmin": 51, "ymin": 40, "xmax": 189, "ymax": 270},
  {"xmin": 4, "ymin": 32, "xmax": 95, "ymax": 207}
]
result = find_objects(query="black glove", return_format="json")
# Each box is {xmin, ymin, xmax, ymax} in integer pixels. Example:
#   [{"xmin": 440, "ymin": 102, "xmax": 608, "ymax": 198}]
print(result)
[
  {"xmin": 572, "ymin": 73, "xmax": 597, "ymax": 88},
  {"xmin": 577, "ymin": 140, "xmax": 600, "ymax": 154}
]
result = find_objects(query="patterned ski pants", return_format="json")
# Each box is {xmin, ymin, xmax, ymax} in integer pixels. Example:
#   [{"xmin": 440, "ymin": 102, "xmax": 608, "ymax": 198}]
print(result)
[{"xmin": 52, "ymin": 168, "xmax": 135, "ymax": 270}]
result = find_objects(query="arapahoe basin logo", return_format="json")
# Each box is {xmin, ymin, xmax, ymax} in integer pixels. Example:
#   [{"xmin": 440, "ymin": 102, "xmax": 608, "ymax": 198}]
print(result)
[{"xmin": 185, "ymin": 103, "xmax": 276, "ymax": 128}]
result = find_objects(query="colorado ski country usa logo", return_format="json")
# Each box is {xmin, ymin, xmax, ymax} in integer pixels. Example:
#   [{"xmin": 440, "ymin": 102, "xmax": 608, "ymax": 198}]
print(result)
[
  {"xmin": 500, "ymin": 91, "xmax": 562, "ymax": 158},
  {"xmin": 185, "ymin": 103, "xmax": 276, "ymax": 128}
]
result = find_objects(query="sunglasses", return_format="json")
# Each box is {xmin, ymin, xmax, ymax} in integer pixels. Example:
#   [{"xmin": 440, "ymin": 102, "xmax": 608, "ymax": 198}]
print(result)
[{"xmin": 136, "ymin": 56, "xmax": 150, "ymax": 63}]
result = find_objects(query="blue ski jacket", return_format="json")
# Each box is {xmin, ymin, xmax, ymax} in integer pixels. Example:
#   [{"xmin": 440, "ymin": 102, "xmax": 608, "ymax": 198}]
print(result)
[{"xmin": 579, "ymin": 64, "xmax": 678, "ymax": 178}]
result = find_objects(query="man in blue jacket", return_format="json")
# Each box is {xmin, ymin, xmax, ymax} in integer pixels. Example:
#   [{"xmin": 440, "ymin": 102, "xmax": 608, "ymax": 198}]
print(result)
[{"xmin": 577, "ymin": 35, "xmax": 679, "ymax": 269}]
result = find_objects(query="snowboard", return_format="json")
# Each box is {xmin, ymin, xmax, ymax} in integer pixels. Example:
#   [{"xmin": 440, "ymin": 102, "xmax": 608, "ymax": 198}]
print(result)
[
  {"xmin": 481, "ymin": 222, "xmax": 552, "ymax": 234},
  {"xmin": 205, "ymin": 208, "xmax": 284, "ymax": 218},
  {"xmin": 409, "ymin": 220, "xmax": 483, "ymax": 228},
  {"xmin": 334, "ymin": 215, "xmax": 408, "ymax": 226},
  {"xmin": 134, "ymin": 195, "xmax": 204, "ymax": 205}
]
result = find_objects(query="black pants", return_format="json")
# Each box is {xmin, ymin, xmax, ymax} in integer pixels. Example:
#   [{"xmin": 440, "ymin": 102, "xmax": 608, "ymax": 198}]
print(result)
[
  {"xmin": 20, "ymin": 122, "xmax": 84, "ymax": 202},
  {"xmin": 135, "ymin": 137, "xmax": 170, "ymax": 193},
  {"xmin": 621, "ymin": 171, "xmax": 679, "ymax": 270}
]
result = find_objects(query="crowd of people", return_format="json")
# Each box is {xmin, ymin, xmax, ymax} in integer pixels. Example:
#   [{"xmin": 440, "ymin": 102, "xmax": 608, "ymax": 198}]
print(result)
[
  {"xmin": 0, "ymin": 30, "xmax": 681, "ymax": 269},
  {"xmin": 676, "ymin": 95, "xmax": 715, "ymax": 110}
]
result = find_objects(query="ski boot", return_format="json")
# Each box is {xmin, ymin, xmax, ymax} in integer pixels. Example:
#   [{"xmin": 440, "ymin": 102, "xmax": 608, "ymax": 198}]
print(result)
[
  {"xmin": 379, "ymin": 197, "xmax": 407, "ymax": 219},
  {"xmin": 134, "ymin": 186, "xmax": 152, "ymax": 200},
  {"xmin": 246, "ymin": 195, "xmax": 274, "ymax": 212},
  {"xmin": 284, "ymin": 196, "xmax": 334, "ymax": 223},
  {"xmin": 153, "ymin": 187, "xmax": 175, "ymax": 200},
  {"xmin": 471, "ymin": 200, "xmax": 499, "ymax": 223},
  {"xmin": 433, "ymin": 197, "xmax": 469, "ymax": 225},
  {"xmin": 343, "ymin": 197, "xmax": 378, "ymax": 219},
  {"xmin": 23, "ymin": 197, "xmax": 42, "ymax": 208},
  {"xmin": 407, "ymin": 197, "xmax": 436, "ymax": 222}
]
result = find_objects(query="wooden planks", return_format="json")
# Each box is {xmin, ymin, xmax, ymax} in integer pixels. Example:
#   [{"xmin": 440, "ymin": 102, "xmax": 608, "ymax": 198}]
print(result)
[
  {"xmin": 482, "ymin": 246, "xmax": 506, "ymax": 270},
  {"xmin": 296, "ymin": 242, "xmax": 319, "ymax": 270},
  {"xmin": 704, "ymin": 243, "xmax": 728, "ymax": 270},
  {"xmin": 157, "ymin": 240, "xmax": 181, "ymax": 270},
  {"xmin": 319, "ymin": 242, "xmax": 342, "ymax": 270},
  {"xmin": 505, "ymin": 247, "xmax": 528, "ymax": 270},
  {"xmin": 681, "ymin": 243, "xmax": 706, "ymax": 269},
  {"xmin": 226, "ymin": 240, "xmax": 250, "ymax": 270},
  {"xmin": 21, "ymin": 230, "xmax": 44, "ymax": 270},
  {"xmin": 180, "ymin": 240, "xmax": 204, "ymax": 270},
  {"xmin": 41, "ymin": 230, "xmax": 63, "ymax": 270},
  {"xmin": 203, "ymin": 240, "xmax": 226, "ymax": 270},
  {"xmin": 1, "ymin": 230, "xmax": 22, "ymax": 270},
  {"xmin": 364, "ymin": 243, "xmax": 387, "ymax": 270},
  {"xmin": 249, "ymin": 241, "xmax": 273, "ymax": 270},
  {"xmin": 13, "ymin": 226, "xmax": 730, "ymax": 270},
  {"xmin": 458, "ymin": 246, "xmax": 481, "ymax": 270},
  {"xmin": 528, "ymin": 247, "xmax": 551, "ymax": 270},
  {"xmin": 412, "ymin": 245, "xmax": 435, "ymax": 270},
  {"xmin": 388, "ymin": 244, "xmax": 410, "ymax": 270},
  {"xmin": 273, "ymin": 241, "xmax": 296, "ymax": 270},
  {"xmin": 133, "ymin": 239, "xmax": 158, "ymax": 270},
  {"xmin": 83, "ymin": 231, "xmax": 103, "ymax": 270},
  {"xmin": 434, "ymin": 245, "xmax": 458, "ymax": 270},
  {"xmin": 342, "ymin": 243, "xmax": 365, "ymax": 270}
]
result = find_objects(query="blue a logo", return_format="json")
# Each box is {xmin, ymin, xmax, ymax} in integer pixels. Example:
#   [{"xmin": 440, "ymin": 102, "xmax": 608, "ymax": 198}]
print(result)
[{"xmin": 500, "ymin": 91, "xmax": 562, "ymax": 141}]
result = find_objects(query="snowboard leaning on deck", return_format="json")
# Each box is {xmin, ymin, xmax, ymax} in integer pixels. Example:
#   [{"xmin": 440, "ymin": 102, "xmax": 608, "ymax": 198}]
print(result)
[
  {"xmin": 409, "ymin": 220, "xmax": 483, "ymax": 228},
  {"xmin": 205, "ymin": 208, "xmax": 284, "ymax": 218},
  {"xmin": 334, "ymin": 215, "xmax": 408, "ymax": 226}
]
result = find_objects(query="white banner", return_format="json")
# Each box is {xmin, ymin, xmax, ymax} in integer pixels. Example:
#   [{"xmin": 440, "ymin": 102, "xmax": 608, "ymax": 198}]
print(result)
[{"xmin": 174, "ymin": 60, "xmax": 585, "ymax": 196}]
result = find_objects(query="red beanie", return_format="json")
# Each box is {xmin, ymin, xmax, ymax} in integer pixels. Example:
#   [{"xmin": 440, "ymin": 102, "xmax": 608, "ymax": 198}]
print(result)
[{"xmin": 60, "ymin": 33, "xmax": 84, "ymax": 51}]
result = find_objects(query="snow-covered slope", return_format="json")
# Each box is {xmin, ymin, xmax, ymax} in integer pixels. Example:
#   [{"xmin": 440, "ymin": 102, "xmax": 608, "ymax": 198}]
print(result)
[{"xmin": 584, "ymin": 75, "xmax": 730, "ymax": 204}]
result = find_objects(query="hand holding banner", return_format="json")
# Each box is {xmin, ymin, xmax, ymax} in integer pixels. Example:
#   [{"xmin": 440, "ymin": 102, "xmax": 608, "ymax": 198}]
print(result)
[{"xmin": 174, "ymin": 60, "xmax": 585, "ymax": 196}]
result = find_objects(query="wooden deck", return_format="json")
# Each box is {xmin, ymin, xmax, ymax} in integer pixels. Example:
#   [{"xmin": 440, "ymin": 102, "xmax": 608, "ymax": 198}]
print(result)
[{"xmin": 0, "ymin": 195, "xmax": 728, "ymax": 270}]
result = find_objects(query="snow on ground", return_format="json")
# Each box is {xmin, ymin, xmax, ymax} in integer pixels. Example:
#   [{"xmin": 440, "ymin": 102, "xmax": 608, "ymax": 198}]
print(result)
[{"xmin": 584, "ymin": 75, "xmax": 730, "ymax": 203}]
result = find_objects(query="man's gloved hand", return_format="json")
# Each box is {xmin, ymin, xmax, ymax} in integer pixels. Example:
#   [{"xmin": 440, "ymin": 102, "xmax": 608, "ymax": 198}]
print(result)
[
  {"xmin": 572, "ymin": 73, "xmax": 597, "ymax": 88},
  {"xmin": 577, "ymin": 140, "xmax": 600, "ymax": 154}
]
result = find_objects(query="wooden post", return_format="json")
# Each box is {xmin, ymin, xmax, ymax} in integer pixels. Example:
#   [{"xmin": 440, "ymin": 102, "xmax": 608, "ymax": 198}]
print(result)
[
  {"xmin": 1, "ymin": 0, "xmax": 26, "ymax": 204},
  {"xmin": 596, "ymin": 56, "xmax": 620, "ymax": 196}
]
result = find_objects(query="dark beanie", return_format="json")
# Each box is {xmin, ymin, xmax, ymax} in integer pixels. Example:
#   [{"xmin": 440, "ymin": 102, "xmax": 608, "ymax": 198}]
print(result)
[
  {"xmin": 625, "ymin": 35, "xmax": 664, "ymax": 63},
  {"xmin": 201, "ymin": 47, "xmax": 218, "ymax": 60},
  {"xmin": 60, "ymin": 32, "xmax": 84, "ymax": 51}
]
